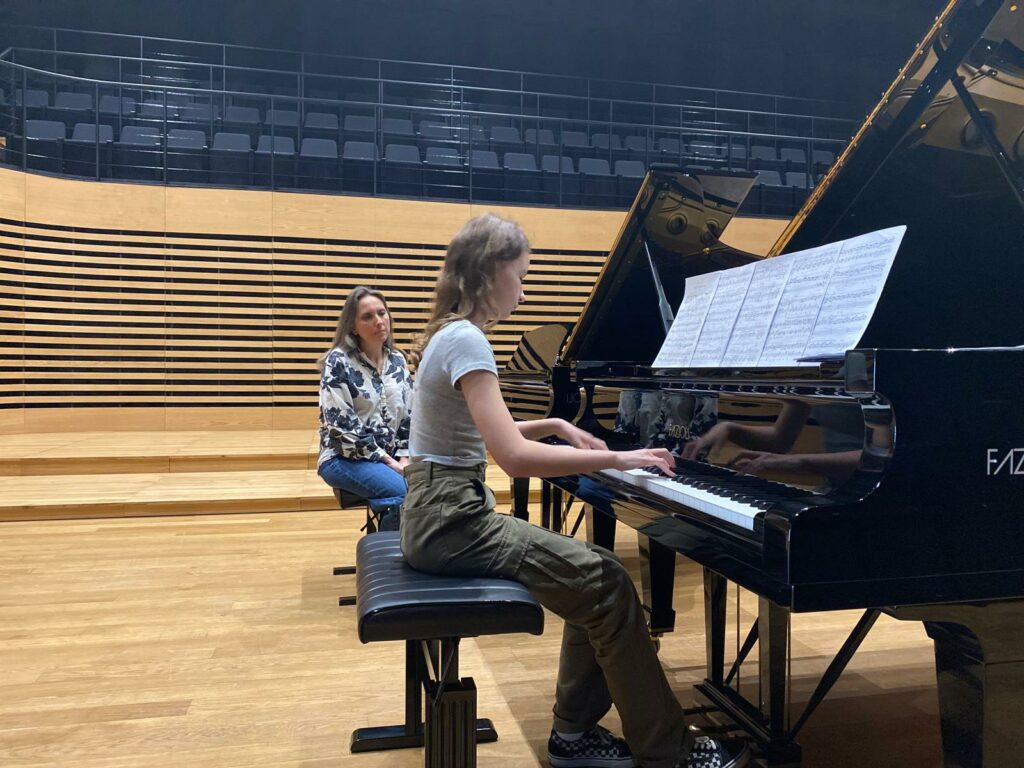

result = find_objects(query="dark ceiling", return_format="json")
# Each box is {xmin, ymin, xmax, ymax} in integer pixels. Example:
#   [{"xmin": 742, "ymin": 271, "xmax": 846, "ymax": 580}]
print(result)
[{"xmin": 0, "ymin": 0, "xmax": 950, "ymax": 110}]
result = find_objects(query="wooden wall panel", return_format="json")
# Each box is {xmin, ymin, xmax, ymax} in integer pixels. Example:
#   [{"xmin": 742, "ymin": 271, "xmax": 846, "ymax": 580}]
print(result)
[{"xmin": 0, "ymin": 169, "xmax": 785, "ymax": 433}]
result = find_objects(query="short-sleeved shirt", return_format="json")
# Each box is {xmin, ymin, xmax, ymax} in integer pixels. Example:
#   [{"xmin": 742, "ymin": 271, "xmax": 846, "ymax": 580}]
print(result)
[
  {"xmin": 318, "ymin": 340, "xmax": 413, "ymax": 467},
  {"xmin": 409, "ymin": 320, "xmax": 497, "ymax": 466}
]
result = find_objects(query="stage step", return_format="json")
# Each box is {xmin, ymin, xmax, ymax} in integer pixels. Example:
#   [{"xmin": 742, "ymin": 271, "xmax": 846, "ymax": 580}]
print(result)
[
  {"xmin": 0, "ymin": 466, "xmax": 532, "ymax": 522},
  {"xmin": 0, "ymin": 430, "xmax": 319, "ymax": 476}
]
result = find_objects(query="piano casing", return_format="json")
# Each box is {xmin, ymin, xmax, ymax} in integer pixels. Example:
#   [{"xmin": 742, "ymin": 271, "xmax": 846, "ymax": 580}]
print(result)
[{"xmin": 502, "ymin": 2, "xmax": 1024, "ymax": 765}]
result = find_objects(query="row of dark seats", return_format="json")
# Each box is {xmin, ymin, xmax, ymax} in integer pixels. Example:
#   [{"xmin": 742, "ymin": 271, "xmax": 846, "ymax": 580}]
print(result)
[
  {"xmin": 6, "ymin": 89, "xmax": 837, "ymax": 168},
  {"xmin": 10, "ymin": 119, "xmax": 823, "ymax": 205}
]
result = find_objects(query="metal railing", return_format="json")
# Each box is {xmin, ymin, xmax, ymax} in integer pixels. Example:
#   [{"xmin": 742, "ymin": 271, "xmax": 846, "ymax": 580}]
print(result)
[{"xmin": 0, "ymin": 52, "xmax": 847, "ymax": 215}]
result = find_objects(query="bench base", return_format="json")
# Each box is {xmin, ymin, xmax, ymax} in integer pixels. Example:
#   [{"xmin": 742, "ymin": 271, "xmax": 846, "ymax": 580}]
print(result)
[{"xmin": 350, "ymin": 717, "xmax": 498, "ymax": 752}]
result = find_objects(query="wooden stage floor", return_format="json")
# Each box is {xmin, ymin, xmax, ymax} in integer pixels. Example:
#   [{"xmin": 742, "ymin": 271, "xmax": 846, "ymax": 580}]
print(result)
[{"xmin": 0, "ymin": 430, "xmax": 943, "ymax": 766}]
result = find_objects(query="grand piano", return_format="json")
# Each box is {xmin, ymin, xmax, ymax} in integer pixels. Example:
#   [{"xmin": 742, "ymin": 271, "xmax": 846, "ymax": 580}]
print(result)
[{"xmin": 501, "ymin": 1, "xmax": 1024, "ymax": 765}]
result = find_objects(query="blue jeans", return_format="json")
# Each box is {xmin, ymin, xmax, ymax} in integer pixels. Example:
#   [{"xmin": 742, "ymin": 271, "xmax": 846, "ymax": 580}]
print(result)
[{"xmin": 318, "ymin": 455, "xmax": 406, "ymax": 515}]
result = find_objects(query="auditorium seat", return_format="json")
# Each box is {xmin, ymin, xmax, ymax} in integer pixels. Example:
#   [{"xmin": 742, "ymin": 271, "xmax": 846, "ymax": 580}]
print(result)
[
  {"xmin": 503, "ymin": 152, "xmax": 541, "ymax": 203},
  {"xmin": 424, "ymin": 146, "xmax": 467, "ymax": 199},
  {"xmin": 343, "ymin": 115, "xmax": 376, "ymax": 142},
  {"xmin": 691, "ymin": 142, "xmax": 727, "ymax": 162},
  {"xmin": 417, "ymin": 120, "xmax": 456, "ymax": 152},
  {"xmin": 490, "ymin": 125, "xmax": 524, "ymax": 156},
  {"xmin": 166, "ymin": 129, "xmax": 208, "ymax": 183},
  {"xmin": 66, "ymin": 122, "xmax": 114, "ymax": 177},
  {"xmin": 97, "ymin": 95, "xmax": 135, "ymax": 129},
  {"xmin": 728, "ymin": 144, "xmax": 748, "ymax": 167},
  {"xmin": 785, "ymin": 171, "xmax": 810, "ymax": 188},
  {"xmin": 265, "ymin": 108, "xmax": 300, "ymax": 138},
  {"xmin": 304, "ymin": 111, "xmax": 339, "ymax": 140},
  {"xmin": 467, "ymin": 148, "xmax": 502, "ymax": 201},
  {"xmin": 223, "ymin": 105, "xmax": 261, "ymax": 142},
  {"xmin": 115, "ymin": 125, "xmax": 163, "ymax": 181},
  {"xmin": 50, "ymin": 91, "xmax": 93, "ymax": 126},
  {"xmin": 615, "ymin": 159, "xmax": 645, "ymax": 205},
  {"xmin": 381, "ymin": 117, "xmax": 414, "ymax": 143},
  {"xmin": 24, "ymin": 119, "xmax": 66, "ymax": 173},
  {"xmin": 210, "ymin": 132, "xmax": 252, "ymax": 186},
  {"xmin": 750, "ymin": 145, "xmax": 780, "ymax": 172},
  {"xmin": 624, "ymin": 135, "xmax": 656, "ymax": 163},
  {"xmin": 656, "ymin": 137, "xmax": 683, "ymax": 163},
  {"xmin": 254, "ymin": 134, "xmax": 296, "ymax": 187},
  {"xmin": 524, "ymin": 128, "xmax": 557, "ymax": 150},
  {"xmin": 560, "ymin": 130, "xmax": 591, "ymax": 161},
  {"xmin": 381, "ymin": 143, "xmax": 422, "ymax": 197},
  {"xmin": 297, "ymin": 137, "xmax": 340, "ymax": 190},
  {"xmin": 341, "ymin": 140, "xmax": 379, "ymax": 193},
  {"xmin": 780, "ymin": 147, "xmax": 807, "ymax": 166},
  {"xmin": 16, "ymin": 89, "xmax": 49, "ymax": 120},
  {"xmin": 136, "ymin": 102, "xmax": 180, "ymax": 124},
  {"xmin": 812, "ymin": 148, "xmax": 836, "ymax": 171},
  {"xmin": 179, "ymin": 103, "xmax": 220, "ymax": 125},
  {"xmin": 541, "ymin": 154, "xmax": 578, "ymax": 205},
  {"xmin": 578, "ymin": 157, "xmax": 617, "ymax": 207},
  {"xmin": 754, "ymin": 169, "xmax": 790, "ymax": 216},
  {"xmin": 591, "ymin": 132, "xmax": 624, "ymax": 162}
]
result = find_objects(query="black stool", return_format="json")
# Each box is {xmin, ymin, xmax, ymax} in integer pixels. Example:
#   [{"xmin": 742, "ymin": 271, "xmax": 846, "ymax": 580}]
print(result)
[
  {"xmin": 351, "ymin": 531, "xmax": 544, "ymax": 767},
  {"xmin": 332, "ymin": 487, "xmax": 377, "ymax": 606}
]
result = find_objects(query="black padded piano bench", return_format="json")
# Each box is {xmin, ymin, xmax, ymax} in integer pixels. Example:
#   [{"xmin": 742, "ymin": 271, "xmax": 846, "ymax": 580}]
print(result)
[{"xmin": 351, "ymin": 531, "xmax": 544, "ymax": 767}]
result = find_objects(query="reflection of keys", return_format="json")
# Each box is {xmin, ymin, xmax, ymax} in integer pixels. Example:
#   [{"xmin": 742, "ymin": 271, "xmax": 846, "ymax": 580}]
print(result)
[{"xmin": 602, "ymin": 460, "xmax": 812, "ymax": 531}]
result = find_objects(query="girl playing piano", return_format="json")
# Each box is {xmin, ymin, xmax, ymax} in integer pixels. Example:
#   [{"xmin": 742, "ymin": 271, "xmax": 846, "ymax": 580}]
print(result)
[{"xmin": 401, "ymin": 213, "xmax": 749, "ymax": 768}]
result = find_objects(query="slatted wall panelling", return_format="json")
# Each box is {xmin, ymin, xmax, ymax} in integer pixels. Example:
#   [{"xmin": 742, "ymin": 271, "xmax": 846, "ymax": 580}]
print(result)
[{"xmin": 0, "ymin": 169, "xmax": 622, "ymax": 418}]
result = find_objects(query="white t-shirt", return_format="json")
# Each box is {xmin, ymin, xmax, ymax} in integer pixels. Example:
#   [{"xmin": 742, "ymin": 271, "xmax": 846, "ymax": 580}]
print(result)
[{"xmin": 409, "ymin": 320, "xmax": 497, "ymax": 466}]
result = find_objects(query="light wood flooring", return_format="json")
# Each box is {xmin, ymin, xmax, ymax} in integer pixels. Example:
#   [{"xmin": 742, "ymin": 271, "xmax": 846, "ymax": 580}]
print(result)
[{"xmin": 0, "ymin": 506, "xmax": 944, "ymax": 768}]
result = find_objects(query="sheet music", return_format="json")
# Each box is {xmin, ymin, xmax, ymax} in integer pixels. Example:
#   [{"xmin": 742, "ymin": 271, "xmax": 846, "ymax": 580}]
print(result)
[
  {"xmin": 688, "ymin": 262, "xmax": 757, "ymax": 367},
  {"xmin": 757, "ymin": 243, "xmax": 841, "ymax": 367},
  {"xmin": 652, "ymin": 271, "xmax": 720, "ymax": 368},
  {"xmin": 719, "ymin": 255, "xmax": 794, "ymax": 367},
  {"xmin": 654, "ymin": 225, "xmax": 906, "ymax": 369},
  {"xmin": 800, "ymin": 227, "xmax": 905, "ymax": 359}
]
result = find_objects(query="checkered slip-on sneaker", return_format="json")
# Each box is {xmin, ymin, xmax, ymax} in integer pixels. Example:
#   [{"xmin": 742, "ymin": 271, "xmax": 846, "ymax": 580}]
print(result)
[
  {"xmin": 680, "ymin": 735, "xmax": 751, "ymax": 768},
  {"xmin": 547, "ymin": 725, "xmax": 635, "ymax": 767}
]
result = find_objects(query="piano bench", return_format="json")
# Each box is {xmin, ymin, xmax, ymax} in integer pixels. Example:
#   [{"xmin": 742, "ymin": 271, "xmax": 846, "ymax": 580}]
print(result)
[{"xmin": 350, "ymin": 531, "xmax": 544, "ymax": 766}]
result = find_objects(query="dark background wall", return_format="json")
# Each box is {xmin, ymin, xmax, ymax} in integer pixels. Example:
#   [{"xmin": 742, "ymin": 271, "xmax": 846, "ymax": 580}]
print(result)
[{"xmin": 0, "ymin": 0, "xmax": 948, "ymax": 111}]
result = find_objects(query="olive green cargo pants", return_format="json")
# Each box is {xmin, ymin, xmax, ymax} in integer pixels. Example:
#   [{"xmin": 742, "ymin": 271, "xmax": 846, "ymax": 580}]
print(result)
[{"xmin": 400, "ymin": 461, "xmax": 689, "ymax": 768}]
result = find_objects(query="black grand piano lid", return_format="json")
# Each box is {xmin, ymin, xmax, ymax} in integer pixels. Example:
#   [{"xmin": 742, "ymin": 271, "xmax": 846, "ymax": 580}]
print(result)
[
  {"xmin": 562, "ymin": 167, "xmax": 760, "ymax": 366},
  {"xmin": 772, "ymin": 0, "xmax": 1024, "ymax": 351}
]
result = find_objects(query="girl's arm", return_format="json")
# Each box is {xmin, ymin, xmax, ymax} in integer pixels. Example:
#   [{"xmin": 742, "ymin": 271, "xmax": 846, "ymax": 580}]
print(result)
[
  {"xmin": 516, "ymin": 418, "xmax": 608, "ymax": 449},
  {"xmin": 460, "ymin": 370, "xmax": 671, "ymax": 478}
]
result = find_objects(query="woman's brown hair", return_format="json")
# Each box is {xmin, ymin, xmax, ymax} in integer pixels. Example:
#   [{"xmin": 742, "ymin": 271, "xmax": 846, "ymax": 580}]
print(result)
[
  {"xmin": 317, "ymin": 285, "xmax": 395, "ymax": 372},
  {"xmin": 410, "ymin": 213, "xmax": 530, "ymax": 368}
]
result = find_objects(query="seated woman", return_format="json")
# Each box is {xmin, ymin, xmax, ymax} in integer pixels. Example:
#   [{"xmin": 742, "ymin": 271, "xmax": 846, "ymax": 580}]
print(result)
[
  {"xmin": 401, "ymin": 214, "xmax": 749, "ymax": 768},
  {"xmin": 317, "ymin": 285, "xmax": 413, "ymax": 531}
]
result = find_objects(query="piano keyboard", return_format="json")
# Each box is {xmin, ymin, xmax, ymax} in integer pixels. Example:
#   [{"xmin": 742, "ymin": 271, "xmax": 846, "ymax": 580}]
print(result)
[{"xmin": 601, "ymin": 458, "xmax": 813, "ymax": 531}]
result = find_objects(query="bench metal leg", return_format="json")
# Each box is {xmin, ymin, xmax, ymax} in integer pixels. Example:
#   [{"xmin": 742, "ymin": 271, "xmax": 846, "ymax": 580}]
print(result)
[{"xmin": 350, "ymin": 638, "xmax": 498, "ymax": 759}]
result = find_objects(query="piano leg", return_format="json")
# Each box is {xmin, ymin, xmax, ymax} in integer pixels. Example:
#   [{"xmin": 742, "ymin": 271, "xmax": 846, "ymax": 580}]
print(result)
[
  {"xmin": 639, "ymin": 535, "xmax": 676, "ymax": 635},
  {"xmin": 704, "ymin": 568, "xmax": 727, "ymax": 687},
  {"xmin": 541, "ymin": 481, "xmax": 551, "ymax": 529},
  {"xmin": 698, "ymin": 572, "xmax": 801, "ymax": 766},
  {"xmin": 584, "ymin": 504, "xmax": 617, "ymax": 551},
  {"xmin": 510, "ymin": 477, "xmax": 530, "ymax": 521},
  {"xmin": 888, "ymin": 600, "xmax": 1024, "ymax": 768},
  {"xmin": 758, "ymin": 596, "xmax": 792, "ymax": 763}
]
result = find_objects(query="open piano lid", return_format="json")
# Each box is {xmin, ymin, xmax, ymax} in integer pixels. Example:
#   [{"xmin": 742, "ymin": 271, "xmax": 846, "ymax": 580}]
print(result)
[
  {"xmin": 771, "ymin": 0, "xmax": 1024, "ymax": 350},
  {"xmin": 561, "ymin": 168, "xmax": 758, "ymax": 367}
]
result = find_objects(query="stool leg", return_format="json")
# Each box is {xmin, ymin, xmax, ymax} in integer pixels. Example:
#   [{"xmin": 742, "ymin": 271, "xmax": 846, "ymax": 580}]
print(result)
[
  {"xmin": 349, "ymin": 638, "xmax": 499, "ymax": 755},
  {"xmin": 350, "ymin": 639, "xmax": 426, "ymax": 751}
]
